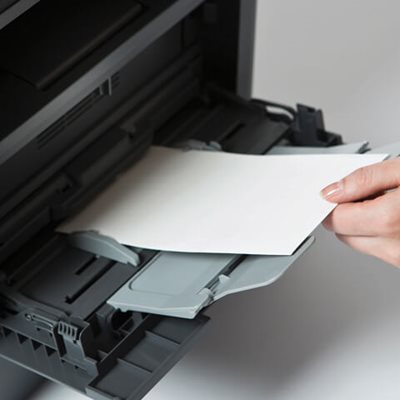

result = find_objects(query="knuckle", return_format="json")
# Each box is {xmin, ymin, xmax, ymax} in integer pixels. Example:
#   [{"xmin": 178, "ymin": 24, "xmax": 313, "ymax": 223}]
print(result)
[
  {"xmin": 377, "ymin": 211, "xmax": 396, "ymax": 235},
  {"xmin": 374, "ymin": 192, "xmax": 400, "ymax": 236},
  {"xmin": 349, "ymin": 166, "xmax": 373, "ymax": 188},
  {"xmin": 377, "ymin": 207, "xmax": 400, "ymax": 236}
]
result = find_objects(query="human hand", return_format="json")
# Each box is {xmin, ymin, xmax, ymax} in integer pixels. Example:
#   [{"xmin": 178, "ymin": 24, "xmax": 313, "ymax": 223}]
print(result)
[{"xmin": 321, "ymin": 158, "xmax": 400, "ymax": 267}]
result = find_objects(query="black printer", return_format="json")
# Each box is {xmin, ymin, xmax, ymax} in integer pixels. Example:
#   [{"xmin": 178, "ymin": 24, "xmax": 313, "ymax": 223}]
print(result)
[{"xmin": 0, "ymin": 1, "xmax": 343, "ymax": 399}]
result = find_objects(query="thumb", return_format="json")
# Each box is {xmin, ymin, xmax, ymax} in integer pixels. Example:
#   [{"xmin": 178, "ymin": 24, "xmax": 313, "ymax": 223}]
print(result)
[{"xmin": 321, "ymin": 158, "xmax": 400, "ymax": 203}]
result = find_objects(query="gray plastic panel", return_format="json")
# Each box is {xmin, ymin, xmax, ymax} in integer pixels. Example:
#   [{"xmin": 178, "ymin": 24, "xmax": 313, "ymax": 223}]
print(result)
[
  {"xmin": 107, "ymin": 252, "xmax": 237, "ymax": 319},
  {"xmin": 0, "ymin": 357, "xmax": 43, "ymax": 400},
  {"xmin": 0, "ymin": 232, "xmax": 208, "ymax": 400},
  {"xmin": 86, "ymin": 315, "xmax": 207, "ymax": 400},
  {"xmin": 69, "ymin": 231, "xmax": 141, "ymax": 267},
  {"xmin": 107, "ymin": 237, "xmax": 314, "ymax": 319},
  {"xmin": 213, "ymin": 237, "xmax": 314, "ymax": 301},
  {"xmin": 268, "ymin": 141, "xmax": 369, "ymax": 155}
]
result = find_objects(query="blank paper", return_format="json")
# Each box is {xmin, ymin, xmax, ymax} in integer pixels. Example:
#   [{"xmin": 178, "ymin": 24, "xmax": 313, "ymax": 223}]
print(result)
[{"xmin": 58, "ymin": 146, "xmax": 386, "ymax": 256}]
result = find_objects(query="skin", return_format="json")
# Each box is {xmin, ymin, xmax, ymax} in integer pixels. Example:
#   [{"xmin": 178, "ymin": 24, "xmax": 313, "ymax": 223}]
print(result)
[{"xmin": 321, "ymin": 158, "xmax": 400, "ymax": 268}]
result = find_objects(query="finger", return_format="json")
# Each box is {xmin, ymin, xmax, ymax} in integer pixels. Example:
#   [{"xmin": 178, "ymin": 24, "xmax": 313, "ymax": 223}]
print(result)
[
  {"xmin": 323, "ymin": 197, "xmax": 387, "ymax": 236},
  {"xmin": 336, "ymin": 234, "xmax": 400, "ymax": 268},
  {"xmin": 324, "ymin": 189, "xmax": 400, "ymax": 237},
  {"xmin": 321, "ymin": 158, "xmax": 400, "ymax": 204}
]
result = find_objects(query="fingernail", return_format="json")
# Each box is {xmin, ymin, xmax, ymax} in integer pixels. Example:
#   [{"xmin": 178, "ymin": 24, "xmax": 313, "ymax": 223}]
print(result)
[{"xmin": 320, "ymin": 180, "xmax": 343, "ymax": 200}]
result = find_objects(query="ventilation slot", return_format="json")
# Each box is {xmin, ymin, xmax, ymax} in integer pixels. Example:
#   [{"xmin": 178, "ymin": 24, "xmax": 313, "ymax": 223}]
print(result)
[
  {"xmin": 17, "ymin": 333, "xmax": 27, "ymax": 344},
  {"xmin": 32, "ymin": 340, "xmax": 42, "ymax": 351},
  {"xmin": 2, "ymin": 327, "xmax": 11, "ymax": 337},
  {"xmin": 36, "ymin": 73, "xmax": 120, "ymax": 149},
  {"xmin": 111, "ymin": 72, "xmax": 121, "ymax": 89},
  {"xmin": 45, "ymin": 346, "xmax": 56, "ymax": 356}
]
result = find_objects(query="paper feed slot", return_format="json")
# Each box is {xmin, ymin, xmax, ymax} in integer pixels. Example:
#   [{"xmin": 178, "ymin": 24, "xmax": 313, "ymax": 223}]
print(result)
[{"xmin": 69, "ymin": 231, "xmax": 315, "ymax": 319}]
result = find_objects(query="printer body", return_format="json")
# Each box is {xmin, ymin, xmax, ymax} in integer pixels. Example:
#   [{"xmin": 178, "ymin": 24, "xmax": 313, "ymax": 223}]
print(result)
[{"xmin": 0, "ymin": 1, "xmax": 342, "ymax": 399}]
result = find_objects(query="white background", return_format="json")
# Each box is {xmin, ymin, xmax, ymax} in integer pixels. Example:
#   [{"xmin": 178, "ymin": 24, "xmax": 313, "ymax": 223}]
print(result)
[{"xmin": 30, "ymin": 1, "xmax": 400, "ymax": 399}]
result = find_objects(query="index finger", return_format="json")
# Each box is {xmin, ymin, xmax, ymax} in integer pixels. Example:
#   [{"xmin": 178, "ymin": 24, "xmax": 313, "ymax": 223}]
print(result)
[{"xmin": 321, "ymin": 158, "xmax": 400, "ymax": 204}]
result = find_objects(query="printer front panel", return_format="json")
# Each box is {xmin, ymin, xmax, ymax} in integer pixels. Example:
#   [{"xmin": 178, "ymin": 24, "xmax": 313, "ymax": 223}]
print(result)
[
  {"xmin": 0, "ymin": 1, "xmax": 312, "ymax": 399},
  {"xmin": 0, "ymin": 0, "xmax": 272, "ymax": 269}
]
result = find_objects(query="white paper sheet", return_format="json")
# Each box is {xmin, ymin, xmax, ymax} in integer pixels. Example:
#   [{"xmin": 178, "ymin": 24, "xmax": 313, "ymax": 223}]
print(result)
[{"xmin": 58, "ymin": 147, "xmax": 387, "ymax": 256}]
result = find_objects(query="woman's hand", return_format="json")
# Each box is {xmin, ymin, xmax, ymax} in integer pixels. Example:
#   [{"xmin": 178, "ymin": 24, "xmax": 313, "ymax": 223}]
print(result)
[{"xmin": 321, "ymin": 158, "xmax": 400, "ymax": 267}]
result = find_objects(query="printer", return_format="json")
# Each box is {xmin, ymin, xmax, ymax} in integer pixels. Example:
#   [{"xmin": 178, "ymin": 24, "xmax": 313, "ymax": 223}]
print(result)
[{"xmin": 0, "ymin": 1, "xmax": 346, "ymax": 399}]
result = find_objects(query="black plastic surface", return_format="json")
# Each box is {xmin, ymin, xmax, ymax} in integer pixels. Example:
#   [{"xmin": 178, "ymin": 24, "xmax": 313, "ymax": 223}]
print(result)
[
  {"xmin": 0, "ymin": 0, "xmax": 203, "ymax": 150},
  {"xmin": 0, "ymin": 29, "xmax": 201, "ymax": 264},
  {"xmin": 0, "ymin": 0, "xmax": 41, "ymax": 31},
  {"xmin": 291, "ymin": 104, "xmax": 343, "ymax": 147},
  {"xmin": 0, "ymin": 0, "xmax": 143, "ymax": 90}
]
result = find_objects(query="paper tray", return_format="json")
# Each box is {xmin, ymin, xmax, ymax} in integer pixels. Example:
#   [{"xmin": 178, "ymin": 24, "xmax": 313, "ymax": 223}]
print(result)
[
  {"xmin": 67, "ymin": 140, "xmax": 373, "ymax": 320},
  {"xmin": 69, "ymin": 231, "xmax": 314, "ymax": 319}
]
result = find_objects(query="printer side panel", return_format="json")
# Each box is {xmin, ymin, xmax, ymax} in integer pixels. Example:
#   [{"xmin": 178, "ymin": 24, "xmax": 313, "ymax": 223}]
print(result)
[
  {"xmin": 237, "ymin": 0, "xmax": 257, "ymax": 99},
  {"xmin": 201, "ymin": 0, "xmax": 256, "ymax": 99}
]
